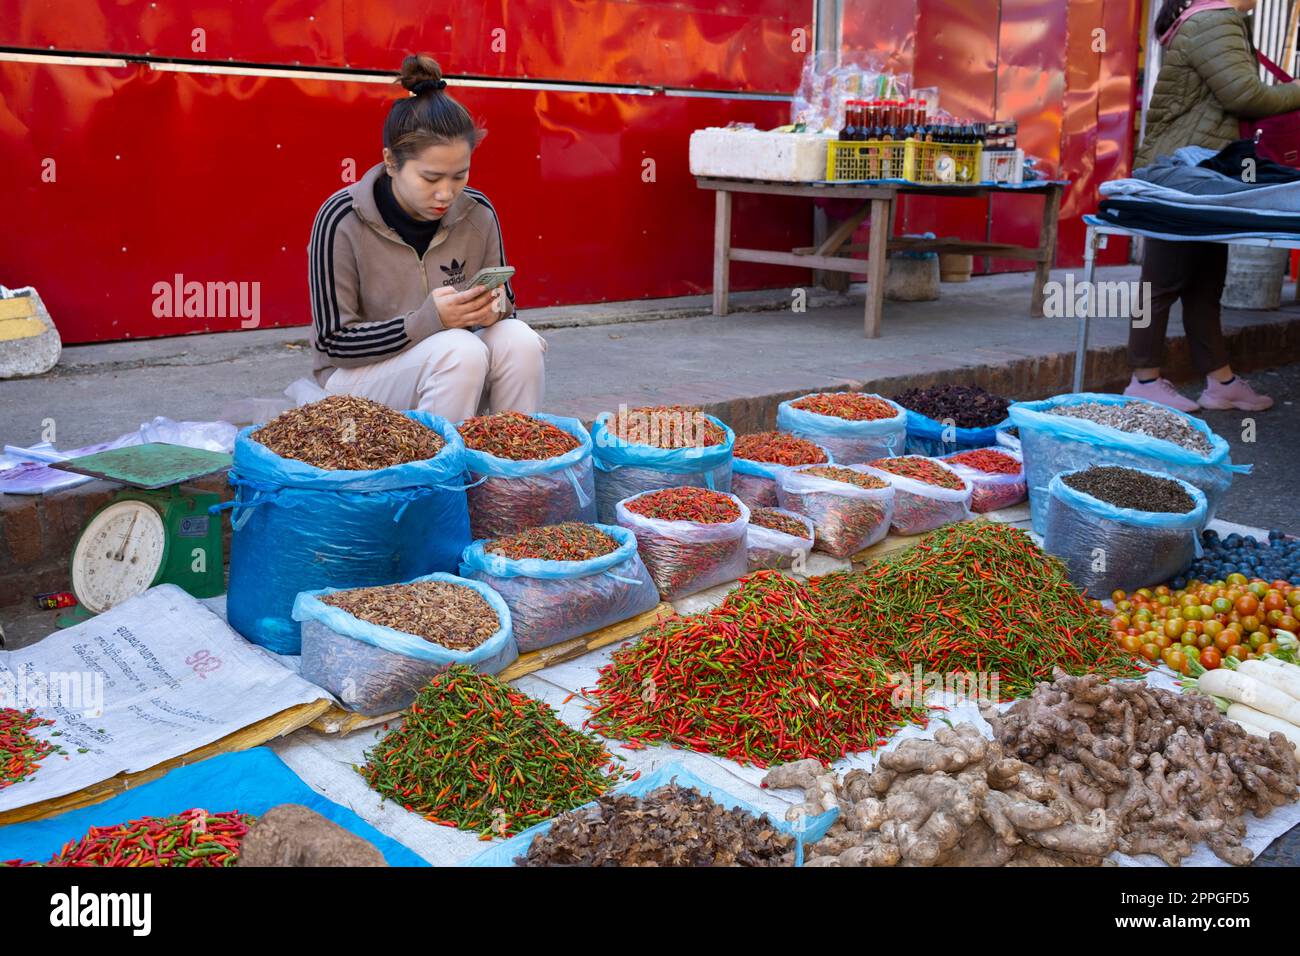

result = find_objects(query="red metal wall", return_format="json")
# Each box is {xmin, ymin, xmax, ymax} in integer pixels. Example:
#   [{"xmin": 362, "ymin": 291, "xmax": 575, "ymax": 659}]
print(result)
[{"xmin": 0, "ymin": 1, "xmax": 1138, "ymax": 343}]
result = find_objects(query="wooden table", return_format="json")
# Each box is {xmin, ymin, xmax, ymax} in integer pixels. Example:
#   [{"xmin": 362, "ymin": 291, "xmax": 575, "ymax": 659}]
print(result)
[{"xmin": 697, "ymin": 177, "xmax": 1066, "ymax": 337}]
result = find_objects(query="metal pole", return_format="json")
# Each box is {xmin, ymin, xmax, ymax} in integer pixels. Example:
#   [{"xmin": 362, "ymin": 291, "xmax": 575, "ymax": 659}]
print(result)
[{"xmin": 811, "ymin": 0, "xmax": 843, "ymax": 291}]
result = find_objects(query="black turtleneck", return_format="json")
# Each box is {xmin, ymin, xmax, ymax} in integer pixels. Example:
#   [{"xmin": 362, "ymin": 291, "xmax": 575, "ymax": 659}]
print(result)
[{"xmin": 374, "ymin": 174, "xmax": 441, "ymax": 258}]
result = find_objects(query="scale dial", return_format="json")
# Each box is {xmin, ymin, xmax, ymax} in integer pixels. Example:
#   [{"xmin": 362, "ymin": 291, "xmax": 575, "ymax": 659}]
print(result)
[{"xmin": 71, "ymin": 500, "xmax": 167, "ymax": 613}]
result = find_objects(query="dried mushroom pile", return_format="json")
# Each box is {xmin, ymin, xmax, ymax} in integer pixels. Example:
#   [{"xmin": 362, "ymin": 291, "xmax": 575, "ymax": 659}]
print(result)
[{"xmin": 516, "ymin": 783, "xmax": 794, "ymax": 867}]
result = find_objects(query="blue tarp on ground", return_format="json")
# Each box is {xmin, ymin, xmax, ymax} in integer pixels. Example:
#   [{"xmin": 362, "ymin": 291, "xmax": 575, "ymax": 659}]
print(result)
[{"xmin": 0, "ymin": 747, "xmax": 426, "ymax": 866}]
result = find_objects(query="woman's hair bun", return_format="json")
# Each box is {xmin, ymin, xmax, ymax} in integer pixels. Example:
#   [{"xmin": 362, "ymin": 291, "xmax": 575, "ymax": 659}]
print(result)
[{"xmin": 398, "ymin": 53, "xmax": 444, "ymax": 93}]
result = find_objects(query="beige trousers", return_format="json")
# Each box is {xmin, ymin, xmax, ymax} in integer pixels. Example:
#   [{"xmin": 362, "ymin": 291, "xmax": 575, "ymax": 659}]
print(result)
[{"xmin": 324, "ymin": 318, "xmax": 547, "ymax": 422}]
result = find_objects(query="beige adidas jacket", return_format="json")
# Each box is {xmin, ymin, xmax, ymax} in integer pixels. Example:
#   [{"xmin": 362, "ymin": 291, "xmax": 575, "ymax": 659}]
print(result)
[{"xmin": 308, "ymin": 162, "xmax": 516, "ymax": 384}]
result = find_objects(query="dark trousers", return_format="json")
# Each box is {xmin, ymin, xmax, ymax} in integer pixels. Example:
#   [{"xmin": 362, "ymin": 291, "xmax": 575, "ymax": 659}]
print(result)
[{"xmin": 1129, "ymin": 238, "xmax": 1230, "ymax": 374}]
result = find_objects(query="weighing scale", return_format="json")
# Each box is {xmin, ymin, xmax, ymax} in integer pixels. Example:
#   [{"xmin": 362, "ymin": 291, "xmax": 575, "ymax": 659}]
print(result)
[{"xmin": 50, "ymin": 443, "xmax": 232, "ymax": 625}]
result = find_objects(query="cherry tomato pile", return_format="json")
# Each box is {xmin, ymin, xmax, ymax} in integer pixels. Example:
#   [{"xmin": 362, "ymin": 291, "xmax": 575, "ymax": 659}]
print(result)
[{"xmin": 1104, "ymin": 576, "xmax": 1300, "ymax": 675}]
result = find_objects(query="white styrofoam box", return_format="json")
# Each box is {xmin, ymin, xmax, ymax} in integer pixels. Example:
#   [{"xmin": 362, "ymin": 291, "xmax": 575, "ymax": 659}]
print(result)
[
  {"xmin": 980, "ymin": 148, "xmax": 1024, "ymax": 185},
  {"xmin": 689, "ymin": 128, "xmax": 833, "ymax": 182}
]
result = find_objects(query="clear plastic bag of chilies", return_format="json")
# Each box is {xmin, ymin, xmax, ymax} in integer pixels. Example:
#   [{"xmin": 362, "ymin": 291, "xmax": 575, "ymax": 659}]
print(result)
[
  {"xmin": 746, "ymin": 508, "xmax": 815, "ymax": 572},
  {"xmin": 459, "ymin": 525, "xmax": 662, "ymax": 653},
  {"xmin": 776, "ymin": 393, "xmax": 907, "ymax": 465},
  {"xmin": 862, "ymin": 459, "xmax": 972, "ymax": 536},
  {"xmin": 293, "ymin": 573, "xmax": 518, "ymax": 717},
  {"xmin": 776, "ymin": 465, "xmax": 894, "ymax": 559},
  {"xmin": 939, "ymin": 447, "xmax": 1027, "ymax": 514},
  {"xmin": 462, "ymin": 413, "xmax": 597, "ymax": 540},
  {"xmin": 1042, "ymin": 470, "xmax": 1207, "ymax": 597},
  {"xmin": 731, "ymin": 442, "xmax": 832, "ymax": 510},
  {"xmin": 615, "ymin": 490, "xmax": 750, "ymax": 601}
]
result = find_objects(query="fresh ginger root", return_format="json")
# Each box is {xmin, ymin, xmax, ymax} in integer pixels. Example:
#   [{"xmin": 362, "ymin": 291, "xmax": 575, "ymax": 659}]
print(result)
[
  {"xmin": 763, "ymin": 724, "xmax": 1115, "ymax": 867},
  {"xmin": 986, "ymin": 671, "xmax": 1300, "ymax": 867}
]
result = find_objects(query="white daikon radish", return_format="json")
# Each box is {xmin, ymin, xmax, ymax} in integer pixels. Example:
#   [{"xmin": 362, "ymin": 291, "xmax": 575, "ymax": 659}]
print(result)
[
  {"xmin": 1197, "ymin": 669, "xmax": 1300, "ymax": 725},
  {"xmin": 1233, "ymin": 659, "xmax": 1300, "ymax": 702},
  {"xmin": 1226, "ymin": 703, "xmax": 1300, "ymax": 751}
]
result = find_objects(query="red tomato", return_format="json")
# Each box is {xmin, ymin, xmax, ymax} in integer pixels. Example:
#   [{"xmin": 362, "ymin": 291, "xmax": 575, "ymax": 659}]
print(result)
[
  {"xmin": 1140, "ymin": 643, "xmax": 1161, "ymax": 662},
  {"xmin": 1228, "ymin": 644, "xmax": 1250, "ymax": 661},
  {"xmin": 1119, "ymin": 635, "xmax": 1143, "ymax": 654},
  {"xmin": 1236, "ymin": 594, "xmax": 1260, "ymax": 617}
]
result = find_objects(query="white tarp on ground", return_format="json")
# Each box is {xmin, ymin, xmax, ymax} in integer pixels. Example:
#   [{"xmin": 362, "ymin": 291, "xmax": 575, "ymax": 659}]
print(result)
[{"xmin": 0, "ymin": 585, "xmax": 330, "ymax": 813}]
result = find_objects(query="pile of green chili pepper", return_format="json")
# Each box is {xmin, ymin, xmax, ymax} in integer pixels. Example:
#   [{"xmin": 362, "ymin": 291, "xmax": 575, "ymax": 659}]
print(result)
[
  {"xmin": 359, "ymin": 666, "xmax": 624, "ymax": 836},
  {"xmin": 3, "ymin": 809, "xmax": 254, "ymax": 867},
  {"xmin": 810, "ymin": 523, "xmax": 1142, "ymax": 698},
  {"xmin": 586, "ymin": 571, "xmax": 919, "ymax": 767},
  {"xmin": 1, "ymin": 707, "xmax": 62, "ymax": 790}
]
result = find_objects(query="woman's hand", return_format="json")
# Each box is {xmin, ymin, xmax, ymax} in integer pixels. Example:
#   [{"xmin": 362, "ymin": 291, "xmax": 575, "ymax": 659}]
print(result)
[{"xmin": 432, "ymin": 285, "xmax": 498, "ymax": 329}]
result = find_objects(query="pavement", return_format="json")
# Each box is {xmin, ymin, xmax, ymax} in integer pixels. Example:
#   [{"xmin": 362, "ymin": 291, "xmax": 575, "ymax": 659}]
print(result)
[{"xmin": 4, "ymin": 264, "xmax": 1300, "ymax": 449}]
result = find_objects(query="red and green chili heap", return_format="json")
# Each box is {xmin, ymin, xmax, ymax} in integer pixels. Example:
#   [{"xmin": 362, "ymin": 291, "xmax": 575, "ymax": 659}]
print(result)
[
  {"xmin": 1, "ymin": 707, "xmax": 62, "ymax": 790},
  {"xmin": 360, "ymin": 666, "xmax": 623, "ymax": 837},
  {"xmin": 586, "ymin": 571, "xmax": 919, "ymax": 767},
  {"xmin": 801, "ymin": 465, "xmax": 890, "ymax": 491},
  {"xmin": 809, "ymin": 523, "xmax": 1142, "ymax": 699},
  {"xmin": 3, "ymin": 809, "xmax": 253, "ymax": 867},
  {"xmin": 485, "ymin": 522, "xmax": 620, "ymax": 562},
  {"xmin": 868, "ymin": 456, "xmax": 965, "ymax": 490},
  {"xmin": 733, "ymin": 431, "xmax": 827, "ymax": 467},
  {"xmin": 459, "ymin": 411, "xmax": 580, "ymax": 461},
  {"xmin": 945, "ymin": 449, "xmax": 1021, "ymax": 475},
  {"xmin": 623, "ymin": 487, "xmax": 742, "ymax": 524},
  {"xmin": 748, "ymin": 508, "xmax": 811, "ymax": 539},
  {"xmin": 609, "ymin": 404, "xmax": 727, "ymax": 449},
  {"xmin": 791, "ymin": 393, "xmax": 898, "ymax": 422}
]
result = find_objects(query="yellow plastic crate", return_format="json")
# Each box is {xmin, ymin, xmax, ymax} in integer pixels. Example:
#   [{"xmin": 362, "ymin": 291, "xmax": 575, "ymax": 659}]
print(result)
[{"xmin": 826, "ymin": 139, "xmax": 983, "ymax": 184}]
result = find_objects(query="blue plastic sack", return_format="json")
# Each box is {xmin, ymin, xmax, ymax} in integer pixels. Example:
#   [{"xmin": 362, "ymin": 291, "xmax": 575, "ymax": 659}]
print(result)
[
  {"xmin": 776, "ymin": 393, "xmax": 907, "ymax": 464},
  {"xmin": 902, "ymin": 408, "xmax": 1010, "ymax": 457},
  {"xmin": 293, "ymin": 572, "xmax": 518, "ymax": 716},
  {"xmin": 0, "ymin": 748, "xmax": 426, "ymax": 866},
  {"xmin": 464, "ymin": 761, "xmax": 837, "ymax": 867},
  {"xmin": 731, "ymin": 443, "xmax": 834, "ymax": 509},
  {"xmin": 1008, "ymin": 393, "xmax": 1248, "ymax": 535},
  {"xmin": 461, "ymin": 413, "xmax": 597, "ymax": 539},
  {"xmin": 1043, "ymin": 469, "xmax": 1207, "ymax": 596},
  {"xmin": 590, "ymin": 412, "xmax": 736, "ymax": 523},
  {"xmin": 222, "ymin": 412, "xmax": 472, "ymax": 654},
  {"xmin": 460, "ymin": 524, "xmax": 661, "ymax": 652}
]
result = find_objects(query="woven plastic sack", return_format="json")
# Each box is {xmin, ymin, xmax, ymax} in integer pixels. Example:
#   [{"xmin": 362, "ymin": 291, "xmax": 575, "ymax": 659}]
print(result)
[
  {"xmin": 731, "ymin": 443, "xmax": 833, "ymax": 510},
  {"xmin": 939, "ymin": 448, "xmax": 1027, "ymax": 514},
  {"xmin": 1008, "ymin": 393, "xmax": 1248, "ymax": 535},
  {"xmin": 902, "ymin": 409, "xmax": 1011, "ymax": 457},
  {"xmin": 459, "ymin": 524, "xmax": 661, "ymax": 653},
  {"xmin": 746, "ymin": 508, "xmax": 816, "ymax": 571},
  {"xmin": 615, "ymin": 489, "xmax": 750, "ymax": 600},
  {"xmin": 461, "ymin": 413, "xmax": 596, "ymax": 540},
  {"xmin": 776, "ymin": 465, "xmax": 895, "ymax": 558},
  {"xmin": 591, "ymin": 413, "xmax": 735, "ymax": 523},
  {"xmin": 465, "ymin": 761, "xmax": 838, "ymax": 868},
  {"xmin": 223, "ymin": 412, "xmax": 471, "ymax": 654},
  {"xmin": 1042, "ymin": 470, "xmax": 1208, "ymax": 597},
  {"xmin": 293, "ymin": 572, "xmax": 517, "ymax": 716},
  {"xmin": 862, "ymin": 459, "xmax": 972, "ymax": 536},
  {"xmin": 776, "ymin": 393, "xmax": 907, "ymax": 464}
]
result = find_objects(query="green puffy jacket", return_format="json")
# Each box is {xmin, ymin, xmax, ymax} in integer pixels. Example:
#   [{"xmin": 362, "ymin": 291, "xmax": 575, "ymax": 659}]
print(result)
[{"xmin": 1138, "ymin": 8, "xmax": 1300, "ymax": 167}]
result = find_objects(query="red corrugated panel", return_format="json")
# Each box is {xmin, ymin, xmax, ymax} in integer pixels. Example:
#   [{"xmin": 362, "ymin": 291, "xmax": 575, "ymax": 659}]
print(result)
[{"xmin": 0, "ymin": 60, "xmax": 809, "ymax": 343}]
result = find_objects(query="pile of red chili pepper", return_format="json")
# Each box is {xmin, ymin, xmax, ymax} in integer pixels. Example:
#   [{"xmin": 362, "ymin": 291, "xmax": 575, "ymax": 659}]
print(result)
[
  {"xmin": 1, "ymin": 707, "xmax": 62, "ymax": 790},
  {"xmin": 868, "ymin": 456, "xmax": 965, "ymax": 490},
  {"xmin": 359, "ymin": 666, "xmax": 623, "ymax": 837},
  {"xmin": 748, "ymin": 508, "xmax": 813, "ymax": 538},
  {"xmin": 944, "ymin": 449, "xmax": 1021, "ymax": 475},
  {"xmin": 623, "ymin": 487, "xmax": 741, "ymax": 524},
  {"xmin": 791, "ymin": 393, "xmax": 899, "ymax": 422},
  {"xmin": 609, "ymin": 404, "xmax": 727, "ymax": 448},
  {"xmin": 3, "ymin": 809, "xmax": 254, "ymax": 867},
  {"xmin": 586, "ymin": 571, "xmax": 919, "ymax": 767},
  {"xmin": 809, "ymin": 523, "xmax": 1142, "ymax": 699},
  {"xmin": 733, "ymin": 431, "xmax": 827, "ymax": 467},
  {"xmin": 485, "ymin": 522, "xmax": 620, "ymax": 562},
  {"xmin": 459, "ymin": 411, "xmax": 580, "ymax": 461},
  {"xmin": 801, "ymin": 465, "xmax": 890, "ymax": 491}
]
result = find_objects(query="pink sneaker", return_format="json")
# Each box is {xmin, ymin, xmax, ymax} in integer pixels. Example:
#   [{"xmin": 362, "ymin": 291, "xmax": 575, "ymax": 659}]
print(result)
[
  {"xmin": 1121, "ymin": 375, "xmax": 1200, "ymax": 413},
  {"xmin": 1198, "ymin": 376, "xmax": 1274, "ymax": 411}
]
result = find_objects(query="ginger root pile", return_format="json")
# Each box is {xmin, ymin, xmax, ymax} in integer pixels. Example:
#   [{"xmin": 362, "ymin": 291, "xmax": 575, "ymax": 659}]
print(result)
[
  {"xmin": 988, "ymin": 672, "xmax": 1299, "ymax": 866},
  {"xmin": 764, "ymin": 724, "xmax": 1117, "ymax": 867}
]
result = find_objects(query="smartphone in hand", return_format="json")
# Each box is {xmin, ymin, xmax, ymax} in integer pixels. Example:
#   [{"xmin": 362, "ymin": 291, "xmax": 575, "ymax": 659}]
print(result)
[{"xmin": 459, "ymin": 266, "xmax": 516, "ymax": 293}]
